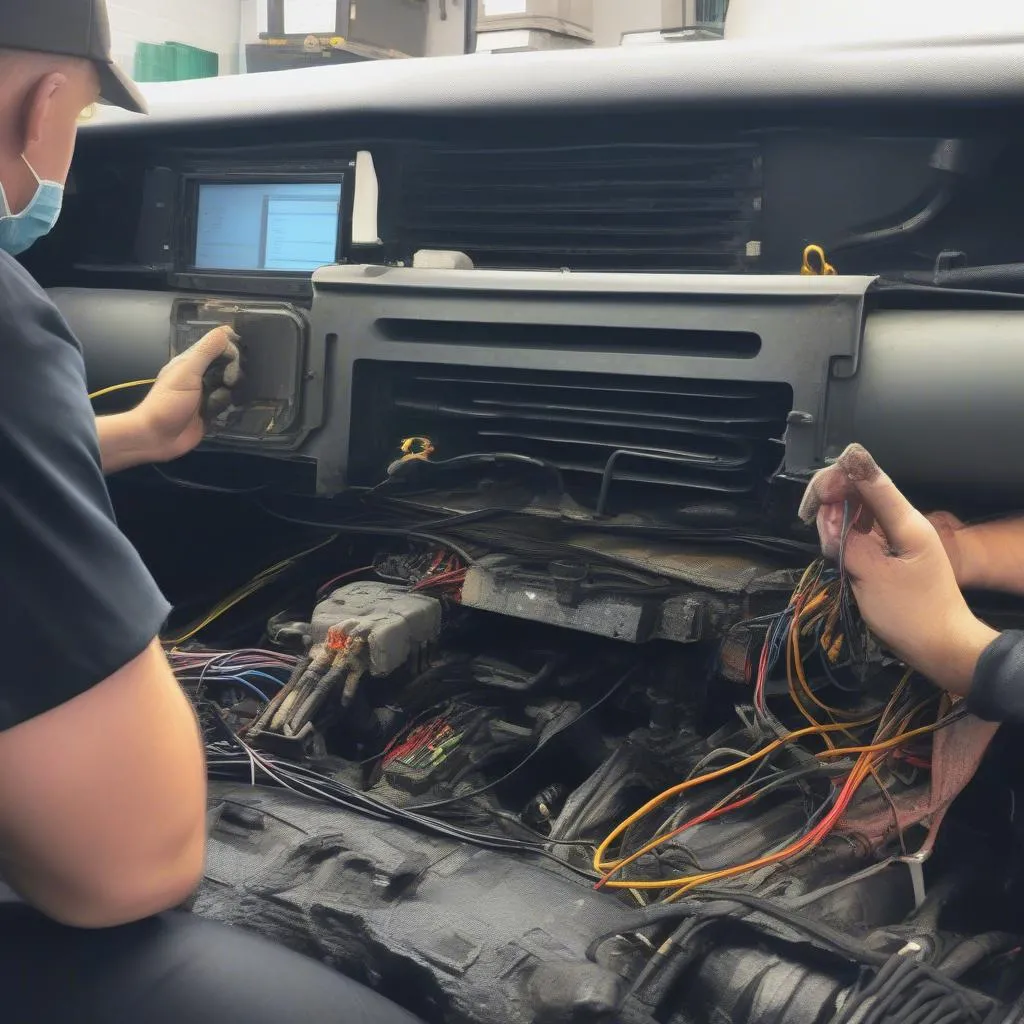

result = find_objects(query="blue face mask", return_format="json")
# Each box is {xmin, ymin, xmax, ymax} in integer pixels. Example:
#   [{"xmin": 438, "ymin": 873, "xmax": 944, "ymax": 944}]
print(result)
[{"xmin": 0, "ymin": 156, "xmax": 64, "ymax": 257}]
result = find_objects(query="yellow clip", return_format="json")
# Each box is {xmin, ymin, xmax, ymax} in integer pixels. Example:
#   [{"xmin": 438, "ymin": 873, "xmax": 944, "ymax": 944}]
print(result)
[
  {"xmin": 399, "ymin": 436, "xmax": 436, "ymax": 463},
  {"xmin": 801, "ymin": 244, "xmax": 837, "ymax": 276}
]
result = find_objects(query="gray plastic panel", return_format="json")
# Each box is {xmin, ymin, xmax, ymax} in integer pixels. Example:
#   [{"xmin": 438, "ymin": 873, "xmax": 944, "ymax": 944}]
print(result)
[
  {"xmin": 49, "ymin": 287, "xmax": 174, "ymax": 393},
  {"xmin": 828, "ymin": 310, "xmax": 1024, "ymax": 491},
  {"xmin": 49, "ymin": 287, "xmax": 328, "ymax": 457},
  {"xmin": 52, "ymin": 278, "xmax": 1024, "ymax": 499},
  {"xmin": 304, "ymin": 265, "xmax": 873, "ymax": 493}
]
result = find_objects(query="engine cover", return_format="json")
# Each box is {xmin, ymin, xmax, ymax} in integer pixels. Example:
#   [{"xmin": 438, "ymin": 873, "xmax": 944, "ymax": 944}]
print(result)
[{"xmin": 201, "ymin": 783, "xmax": 634, "ymax": 1024}]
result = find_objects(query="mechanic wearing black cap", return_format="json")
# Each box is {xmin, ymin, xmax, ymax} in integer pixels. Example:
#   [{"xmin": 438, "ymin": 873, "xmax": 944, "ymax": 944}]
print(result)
[{"xmin": 0, "ymin": 3, "xmax": 421, "ymax": 1022}]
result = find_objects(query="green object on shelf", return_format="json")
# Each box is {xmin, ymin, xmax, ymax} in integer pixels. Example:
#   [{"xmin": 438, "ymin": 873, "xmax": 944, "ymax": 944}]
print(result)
[
  {"xmin": 166, "ymin": 41, "xmax": 219, "ymax": 80},
  {"xmin": 133, "ymin": 41, "xmax": 173, "ymax": 83},
  {"xmin": 133, "ymin": 41, "xmax": 219, "ymax": 82}
]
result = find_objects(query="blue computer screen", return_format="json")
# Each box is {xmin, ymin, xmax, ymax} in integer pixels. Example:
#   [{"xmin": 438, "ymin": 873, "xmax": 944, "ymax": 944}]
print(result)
[{"xmin": 194, "ymin": 181, "xmax": 343, "ymax": 272}]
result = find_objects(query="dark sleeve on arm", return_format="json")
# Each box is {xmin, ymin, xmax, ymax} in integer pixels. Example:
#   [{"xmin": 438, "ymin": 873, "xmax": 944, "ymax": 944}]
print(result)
[
  {"xmin": 967, "ymin": 630, "xmax": 1024, "ymax": 723},
  {"xmin": 0, "ymin": 252, "xmax": 170, "ymax": 731}
]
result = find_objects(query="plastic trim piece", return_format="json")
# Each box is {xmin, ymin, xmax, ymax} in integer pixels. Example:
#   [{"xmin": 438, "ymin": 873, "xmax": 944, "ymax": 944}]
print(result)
[
  {"xmin": 49, "ymin": 288, "xmax": 175, "ymax": 395},
  {"xmin": 50, "ymin": 287, "xmax": 328, "ymax": 459},
  {"xmin": 828, "ymin": 309, "xmax": 1024, "ymax": 491},
  {"xmin": 52, "ymin": 271, "xmax": 879, "ymax": 495},
  {"xmin": 303, "ymin": 265, "xmax": 874, "ymax": 493}
]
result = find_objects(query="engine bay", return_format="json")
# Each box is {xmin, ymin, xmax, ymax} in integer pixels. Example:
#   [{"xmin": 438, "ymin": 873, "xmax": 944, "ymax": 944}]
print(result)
[{"xmin": 145, "ymin": 472, "xmax": 1024, "ymax": 1024}]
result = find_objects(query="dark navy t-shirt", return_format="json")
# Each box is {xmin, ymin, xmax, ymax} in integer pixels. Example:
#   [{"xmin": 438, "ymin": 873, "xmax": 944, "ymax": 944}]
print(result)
[{"xmin": 0, "ymin": 250, "xmax": 170, "ymax": 731}]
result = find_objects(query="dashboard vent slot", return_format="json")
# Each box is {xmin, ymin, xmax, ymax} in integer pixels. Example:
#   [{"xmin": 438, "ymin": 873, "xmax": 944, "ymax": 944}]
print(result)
[
  {"xmin": 349, "ymin": 361, "xmax": 791, "ymax": 511},
  {"xmin": 396, "ymin": 141, "xmax": 762, "ymax": 273},
  {"xmin": 375, "ymin": 318, "xmax": 761, "ymax": 358}
]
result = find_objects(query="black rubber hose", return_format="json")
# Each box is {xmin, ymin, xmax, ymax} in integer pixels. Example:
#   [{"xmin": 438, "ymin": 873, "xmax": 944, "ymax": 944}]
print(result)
[
  {"xmin": 585, "ymin": 892, "xmax": 889, "ymax": 967},
  {"xmin": 830, "ymin": 185, "xmax": 953, "ymax": 254},
  {"xmin": 629, "ymin": 919, "xmax": 717, "ymax": 1011},
  {"xmin": 937, "ymin": 932, "xmax": 1020, "ymax": 981},
  {"xmin": 931, "ymin": 264, "xmax": 1024, "ymax": 290}
]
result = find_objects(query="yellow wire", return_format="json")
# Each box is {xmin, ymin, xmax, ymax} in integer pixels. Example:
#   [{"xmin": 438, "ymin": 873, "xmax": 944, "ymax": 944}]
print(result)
[
  {"xmin": 593, "ymin": 717, "xmax": 878, "ymax": 878},
  {"xmin": 659, "ymin": 758, "xmax": 882, "ymax": 902},
  {"xmin": 595, "ymin": 702, "xmax": 938, "ymax": 895},
  {"xmin": 814, "ymin": 718, "xmax": 944, "ymax": 759},
  {"xmin": 593, "ymin": 558, "xmax": 931, "ymax": 897},
  {"xmin": 164, "ymin": 534, "xmax": 338, "ymax": 647},
  {"xmin": 598, "ymin": 761, "xmax": 882, "ymax": 893},
  {"xmin": 89, "ymin": 378, "xmax": 157, "ymax": 401}
]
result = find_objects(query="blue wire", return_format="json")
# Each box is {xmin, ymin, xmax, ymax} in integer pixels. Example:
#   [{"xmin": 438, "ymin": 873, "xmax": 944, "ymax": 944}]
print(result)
[
  {"xmin": 805, "ymin": 788, "xmax": 836, "ymax": 830},
  {"xmin": 205, "ymin": 676, "xmax": 270, "ymax": 704},
  {"xmin": 238, "ymin": 669, "xmax": 288, "ymax": 691},
  {"xmin": 765, "ymin": 608, "xmax": 791, "ymax": 674}
]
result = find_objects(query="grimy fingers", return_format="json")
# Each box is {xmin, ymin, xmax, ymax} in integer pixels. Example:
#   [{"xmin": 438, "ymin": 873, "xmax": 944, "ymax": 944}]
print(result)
[
  {"xmin": 798, "ymin": 462, "xmax": 857, "ymax": 524},
  {"xmin": 835, "ymin": 444, "xmax": 921, "ymax": 555}
]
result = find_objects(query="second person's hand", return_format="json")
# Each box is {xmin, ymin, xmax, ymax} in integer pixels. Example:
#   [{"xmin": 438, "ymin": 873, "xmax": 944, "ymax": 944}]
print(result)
[
  {"xmin": 800, "ymin": 444, "xmax": 998, "ymax": 696},
  {"xmin": 924, "ymin": 510, "xmax": 968, "ymax": 583}
]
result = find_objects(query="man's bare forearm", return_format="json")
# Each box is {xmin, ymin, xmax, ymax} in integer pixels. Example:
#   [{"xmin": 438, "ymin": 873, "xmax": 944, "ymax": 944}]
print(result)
[
  {"xmin": 958, "ymin": 517, "xmax": 1024, "ymax": 594},
  {"xmin": 96, "ymin": 412, "xmax": 162, "ymax": 474}
]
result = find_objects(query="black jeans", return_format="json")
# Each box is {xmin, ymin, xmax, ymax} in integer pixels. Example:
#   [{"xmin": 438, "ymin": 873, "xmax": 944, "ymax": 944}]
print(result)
[{"xmin": 0, "ymin": 904, "xmax": 425, "ymax": 1024}]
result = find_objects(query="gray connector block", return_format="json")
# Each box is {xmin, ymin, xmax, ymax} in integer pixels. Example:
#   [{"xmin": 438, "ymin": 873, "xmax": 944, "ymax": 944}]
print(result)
[{"xmin": 310, "ymin": 582, "xmax": 442, "ymax": 677}]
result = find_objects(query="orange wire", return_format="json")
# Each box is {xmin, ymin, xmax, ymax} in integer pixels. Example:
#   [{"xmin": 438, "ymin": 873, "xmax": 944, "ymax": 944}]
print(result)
[
  {"xmin": 593, "ymin": 716, "xmax": 879, "ymax": 880},
  {"xmin": 592, "ymin": 553, "xmax": 936, "ymax": 898},
  {"xmin": 659, "ymin": 755, "xmax": 881, "ymax": 902}
]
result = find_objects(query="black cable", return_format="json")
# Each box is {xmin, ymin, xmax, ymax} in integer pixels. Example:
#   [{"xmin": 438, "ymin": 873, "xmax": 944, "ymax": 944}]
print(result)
[
  {"xmin": 214, "ymin": 754, "xmax": 601, "ymax": 882},
  {"xmin": 627, "ymin": 917, "xmax": 715, "ymax": 1004},
  {"xmin": 615, "ymin": 760, "xmax": 834, "ymax": 887},
  {"xmin": 585, "ymin": 891, "xmax": 890, "ymax": 967},
  {"xmin": 407, "ymin": 666, "xmax": 638, "ymax": 812},
  {"xmin": 834, "ymin": 954, "xmax": 992, "ymax": 1024},
  {"xmin": 937, "ymin": 932, "xmax": 1020, "ymax": 981},
  {"xmin": 380, "ymin": 452, "xmax": 566, "ymax": 496},
  {"xmin": 351, "ymin": 493, "xmax": 816, "ymax": 560},
  {"xmin": 152, "ymin": 464, "xmax": 266, "ymax": 494},
  {"xmin": 831, "ymin": 185, "xmax": 952, "ymax": 254},
  {"xmin": 204, "ymin": 709, "xmax": 601, "ymax": 882},
  {"xmin": 496, "ymin": 518, "xmax": 819, "ymax": 559},
  {"xmin": 872, "ymin": 279, "xmax": 1024, "ymax": 306},
  {"xmin": 256, "ymin": 501, "xmax": 478, "ymax": 566},
  {"xmin": 589, "ymin": 900, "xmax": 996, "ymax": 1024}
]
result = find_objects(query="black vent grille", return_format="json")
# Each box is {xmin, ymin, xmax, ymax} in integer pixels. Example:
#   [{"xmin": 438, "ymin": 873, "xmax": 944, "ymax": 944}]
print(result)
[
  {"xmin": 395, "ymin": 141, "xmax": 762, "ymax": 273},
  {"xmin": 350, "ymin": 362, "xmax": 792, "ymax": 511}
]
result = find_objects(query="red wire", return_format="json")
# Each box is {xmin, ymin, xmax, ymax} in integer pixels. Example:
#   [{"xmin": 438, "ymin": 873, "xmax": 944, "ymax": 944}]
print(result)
[
  {"xmin": 806, "ymin": 754, "xmax": 881, "ymax": 846},
  {"xmin": 317, "ymin": 565, "xmax": 375, "ymax": 598},
  {"xmin": 594, "ymin": 792, "xmax": 760, "ymax": 890},
  {"xmin": 413, "ymin": 569, "xmax": 468, "ymax": 592},
  {"xmin": 755, "ymin": 637, "xmax": 770, "ymax": 713}
]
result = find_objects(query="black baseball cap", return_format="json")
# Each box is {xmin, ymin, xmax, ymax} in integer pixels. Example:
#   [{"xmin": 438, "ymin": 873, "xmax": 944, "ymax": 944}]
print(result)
[{"xmin": 2, "ymin": 0, "xmax": 147, "ymax": 114}]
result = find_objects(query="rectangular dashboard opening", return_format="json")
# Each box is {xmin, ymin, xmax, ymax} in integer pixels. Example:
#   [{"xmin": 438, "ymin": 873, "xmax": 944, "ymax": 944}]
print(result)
[
  {"xmin": 374, "ymin": 318, "xmax": 761, "ymax": 358},
  {"xmin": 348, "ymin": 360, "xmax": 792, "ymax": 513}
]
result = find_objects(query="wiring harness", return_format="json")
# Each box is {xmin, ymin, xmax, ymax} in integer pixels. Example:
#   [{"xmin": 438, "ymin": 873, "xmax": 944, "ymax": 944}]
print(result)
[
  {"xmin": 170, "ymin": 647, "xmax": 299, "ymax": 704},
  {"xmin": 592, "ymin": 558, "xmax": 958, "ymax": 903},
  {"xmin": 202, "ymin": 704, "xmax": 599, "ymax": 880}
]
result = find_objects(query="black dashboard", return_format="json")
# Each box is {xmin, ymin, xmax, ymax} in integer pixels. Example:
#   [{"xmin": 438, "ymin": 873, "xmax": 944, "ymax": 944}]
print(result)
[{"xmin": 29, "ymin": 37, "xmax": 1024, "ymax": 508}]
